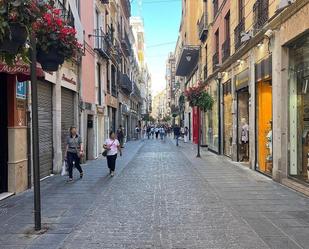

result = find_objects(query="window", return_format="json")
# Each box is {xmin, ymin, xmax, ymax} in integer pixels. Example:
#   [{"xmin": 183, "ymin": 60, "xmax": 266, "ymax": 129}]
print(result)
[
  {"xmin": 97, "ymin": 63, "xmax": 102, "ymax": 106},
  {"xmin": 238, "ymin": 0, "xmax": 244, "ymax": 22},
  {"xmin": 225, "ymin": 11, "xmax": 230, "ymax": 40},
  {"xmin": 106, "ymin": 61, "xmax": 110, "ymax": 94},
  {"xmin": 213, "ymin": 0, "xmax": 219, "ymax": 17},
  {"xmin": 215, "ymin": 29, "xmax": 219, "ymax": 53}
]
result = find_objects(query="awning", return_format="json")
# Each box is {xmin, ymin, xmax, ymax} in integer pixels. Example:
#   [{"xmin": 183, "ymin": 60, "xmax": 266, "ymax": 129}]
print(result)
[
  {"xmin": 0, "ymin": 62, "xmax": 45, "ymax": 81},
  {"xmin": 176, "ymin": 46, "xmax": 200, "ymax": 77}
]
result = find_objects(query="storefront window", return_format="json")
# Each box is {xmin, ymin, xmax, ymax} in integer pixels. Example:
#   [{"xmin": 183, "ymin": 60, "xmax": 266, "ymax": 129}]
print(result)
[
  {"xmin": 205, "ymin": 81, "xmax": 219, "ymax": 152},
  {"xmin": 223, "ymin": 81, "xmax": 232, "ymax": 157},
  {"xmin": 237, "ymin": 87, "xmax": 249, "ymax": 162},
  {"xmin": 256, "ymin": 80, "xmax": 273, "ymax": 175},
  {"xmin": 289, "ymin": 35, "xmax": 309, "ymax": 182}
]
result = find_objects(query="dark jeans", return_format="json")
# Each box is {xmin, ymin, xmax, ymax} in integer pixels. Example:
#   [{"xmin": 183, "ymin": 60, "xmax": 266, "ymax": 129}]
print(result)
[
  {"xmin": 175, "ymin": 135, "xmax": 179, "ymax": 146},
  {"xmin": 107, "ymin": 154, "xmax": 117, "ymax": 171},
  {"xmin": 67, "ymin": 152, "xmax": 83, "ymax": 178}
]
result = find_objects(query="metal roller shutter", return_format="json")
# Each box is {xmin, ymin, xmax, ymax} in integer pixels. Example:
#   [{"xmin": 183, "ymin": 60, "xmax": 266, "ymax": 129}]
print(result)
[
  {"xmin": 61, "ymin": 88, "xmax": 75, "ymax": 159},
  {"xmin": 38, "ymin": 81, "xmax": 53, "ymax": 178}
]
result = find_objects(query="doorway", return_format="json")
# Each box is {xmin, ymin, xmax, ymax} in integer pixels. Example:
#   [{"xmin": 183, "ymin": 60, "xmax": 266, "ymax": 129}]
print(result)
[{"xmin": 0, "ymin": 74, "xmax": 8, "ymax": 193}]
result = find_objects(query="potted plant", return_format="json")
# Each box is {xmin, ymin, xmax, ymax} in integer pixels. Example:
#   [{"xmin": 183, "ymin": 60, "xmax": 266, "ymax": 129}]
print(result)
[
  {"xmin": 0, "ymin": 0, "xmax": 42, "ymax": 54},
  {"xmin": 185, "ymin": 83, "xmax": 214, "ymax": 112},
  {"xmin": 33, "ymin": 2, "xmax": 82, "ymax": 71}
]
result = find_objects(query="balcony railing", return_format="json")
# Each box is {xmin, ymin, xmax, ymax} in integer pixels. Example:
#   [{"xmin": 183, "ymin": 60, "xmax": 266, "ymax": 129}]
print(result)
[
  {"xmin": 121, "ymin": 32, "xmax": 131, "ymax": 56},
  {"xmin": 213, "ymin": 52, "xmax": 219, "ymax": 71},
  {"xmin": 253, "ymin": 0, "xmax": 269, "ymax": 32},
  {"xmin": 133, "ymin": 82, "xmax": 141, "ymax": 99},
  {"xmin": 55, "ymin": 0, "xmax": 74, "ymax": 27},
  {"xmin": 94, "ymin": 29, "xmax": 111, "ymax": 59},
  {"xmin": 234, "ymin": 17, "xmax": 245, "ymax": 51},
  {"xmin": 198, "ymin": 14, "xmax": 208, "ymax": 42},
  {"xmin": 120, "ymin": 73, "xmax": 133, "ymax": 94},
  {"xmin": 222, "ymin": 38, "xmax": 230, "ymax": 63},
  {"xmin": 99, "ymin": 0, "xmax": 109, "ymax": 4}
]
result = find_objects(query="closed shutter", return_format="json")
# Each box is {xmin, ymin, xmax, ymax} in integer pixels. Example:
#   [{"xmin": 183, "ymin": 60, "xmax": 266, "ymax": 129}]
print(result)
[
  {"xmin": 61, "ymin": 88, "xmax": 75, "ymax": 158},
  {"xmin": 38, "ymin": 81, "xmax": 53, "ymax": 178}
]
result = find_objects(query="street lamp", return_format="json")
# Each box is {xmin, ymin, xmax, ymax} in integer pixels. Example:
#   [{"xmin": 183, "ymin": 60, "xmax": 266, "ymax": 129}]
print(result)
[{"xmin": 30, "ymin": 34, "xmax": 41, "ymax": 231}]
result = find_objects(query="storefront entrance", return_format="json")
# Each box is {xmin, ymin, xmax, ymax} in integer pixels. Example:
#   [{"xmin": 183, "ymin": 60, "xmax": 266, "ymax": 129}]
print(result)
[
  {"xmin": 0, "ymin": 74, "xmax": 8, "ymax": 193},
  {"xmin": 223, "ymin": 81, "xmax": 232, "ymax": 157},
  {"xmin": 256, "ymin": 81, "xmax": 273, "ymax": 175},
  {"xmin": 237, "ymin": 87, "xmax": 249, "ymax": 162}
]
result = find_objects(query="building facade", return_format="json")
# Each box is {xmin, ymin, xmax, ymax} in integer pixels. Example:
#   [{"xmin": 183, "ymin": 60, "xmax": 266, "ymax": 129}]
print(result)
[{"xmin": 176, "ymin": 0, "xmax": 309, "ymax": 195}]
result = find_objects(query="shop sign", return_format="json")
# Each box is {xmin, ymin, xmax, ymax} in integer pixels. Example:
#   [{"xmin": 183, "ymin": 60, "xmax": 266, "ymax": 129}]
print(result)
[
  {"xmin": 16, "ymin": 81, "xmax": 27, "ymax": 99},
  {"xmin": 106, "ymin": 94, "xmax": 118, "ymax": 109},
  {"xmin": 235, "ymin": 69, "xmax": 249, "ymax": 90},
  {"xmin": 255, "ymin": 57, "xmax": 272, "ymax": 82}
]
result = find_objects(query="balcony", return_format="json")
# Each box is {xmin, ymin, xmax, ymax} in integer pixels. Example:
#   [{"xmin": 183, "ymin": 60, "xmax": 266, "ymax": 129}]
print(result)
[
  {"xmin": 94, "ymin": 29, "xmax": 111, "ymax": 59},
  {"xmin": 55, "ymin": 0, "xmax": 74, "ymax": 27},
  {"xmin": 222, "ymin": 38, "xmax": 230, "ymax": 63},
  {"xmin": 176, "ymin": 46, "xmax": 200, "ymax": 77},
  {"xmin": 99, "ymin": 0, "xmax": 109, "ymax": 3},
  {"xmin": 133, "ymin": 82, "xmax": 141, "ymax": 99},
  {"xmin": 213, "ymin": 52, "xmax": 219, "ymax": 71},
  {"xmin": 121, "ymin": 0, "xmax": 131, "ymax": 18},
  {"xmin": 121, "ymin": 32, "xmax": 132, "ymax": 56},
  {"xmin": 198, "ymin": 14, "xmax": 208, "ymax": 42},
  {"xmin": 234, "ymin": 18, "xmax": 245, "ymax": 51},
  {"xmin": 120, "ymin": 73, "xmax": 133, "ymax": 94},
  {"xmin": 213, "ymin": 0, "xmax": 219, "ymax": 17},
  {"xmin": 253, "ymin": 0, "xmax": 269, "ymax": 32}
]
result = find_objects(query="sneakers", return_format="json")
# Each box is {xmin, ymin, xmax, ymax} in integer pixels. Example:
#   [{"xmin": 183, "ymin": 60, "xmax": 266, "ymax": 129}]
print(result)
[{"xmin": 111, "ymin": 171, "xmax": 115, "ymax": 177}]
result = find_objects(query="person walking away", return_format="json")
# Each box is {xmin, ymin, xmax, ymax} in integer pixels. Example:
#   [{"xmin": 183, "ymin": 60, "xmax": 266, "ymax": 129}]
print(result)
[
  {"xmin": 173, "ymin": 124, "xmax": 181, "ymax": 146},
  {"xmin": 135, "ymin": 125, "xmax": 140, "ymax": 140},
  {"xmin": 159, "ymin": 126, "xmax": 164, "ymax": 140},
  {"xmin": 155, "ymin": 126, "xmax": 159, "ymax": 139},
  {"xmin": 151, "ymin": 126, "xmax": 155, "ymax": 139},
  {"xmin": 147, "ymin": 126, "xmax": 151, "ymax": 139},
  {"xmin": 184, "ymin": 126, "xmax": 189, "ymax": 143},
  {"xmin": 103, "ymin": 131, "xmax": 122, "ymax": 177},
  {"xmin": 117, "ymin": 125, "xmax": 124, "ymax": 148},
  {"xmin": 65, "ymin": 126, "xmax": 84, "ymax": 182}
]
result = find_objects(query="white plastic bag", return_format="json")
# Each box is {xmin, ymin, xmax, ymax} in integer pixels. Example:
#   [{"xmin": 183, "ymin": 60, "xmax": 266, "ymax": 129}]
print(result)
[{"xmin": 61, "ymin": 160, "xmax": 68, "ymax": 176}]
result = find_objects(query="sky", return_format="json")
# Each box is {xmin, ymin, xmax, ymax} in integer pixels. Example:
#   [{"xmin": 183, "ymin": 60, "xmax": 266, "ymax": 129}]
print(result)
[{"xmin": 131, "ymin": 0, "xmax": 182, "ymax": 96}]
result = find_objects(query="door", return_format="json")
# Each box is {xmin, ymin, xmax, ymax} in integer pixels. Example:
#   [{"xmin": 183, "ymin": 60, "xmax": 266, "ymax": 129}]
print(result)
[
  {"xmin": 38, "ymin": 81, "xmax": 53, "ymax": 178},
  {"xmin": 256, "ymin": 81, "xmax": 273, "ymax": 174},
  {"xmin": 61, "ymin": 88, "xmax": 75, "ymax": 159},
  {"xmin": 0, "ymin": 74, "xmax": 8, "ymax": 193}
]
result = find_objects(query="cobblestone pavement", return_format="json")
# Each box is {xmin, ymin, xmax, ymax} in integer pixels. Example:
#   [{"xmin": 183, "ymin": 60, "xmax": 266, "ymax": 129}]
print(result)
[{"xmin": 1, "ymin": 138, "xmax": 309, "ymax": 249}]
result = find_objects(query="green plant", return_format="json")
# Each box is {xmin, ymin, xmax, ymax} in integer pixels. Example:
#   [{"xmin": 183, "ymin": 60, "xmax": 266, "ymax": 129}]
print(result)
[{"xmin": 185, "ymin": 83, "xmax": 214, "ymax": 112}]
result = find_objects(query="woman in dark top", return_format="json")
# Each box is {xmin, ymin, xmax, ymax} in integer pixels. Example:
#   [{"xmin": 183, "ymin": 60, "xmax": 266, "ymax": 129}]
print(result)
[{"xmin": 65, "ymin": 126, "xmax": 84, "ymax": 182}]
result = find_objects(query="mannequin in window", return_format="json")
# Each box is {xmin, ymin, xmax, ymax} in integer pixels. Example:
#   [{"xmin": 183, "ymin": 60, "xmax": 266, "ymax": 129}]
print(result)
[{"xmin": 240, "ymin": 118, "xmax": 249, "ymax": 161}]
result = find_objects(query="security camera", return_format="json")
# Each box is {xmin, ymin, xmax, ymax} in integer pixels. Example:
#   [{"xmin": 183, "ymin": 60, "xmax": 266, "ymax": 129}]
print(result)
[
  {"xmin": 264, "ymin": 29, "xmax": 273, "ymax": 39},
  {"xmin": 276, "ymin": 0, "xmax": 295, "ymax": 13}
]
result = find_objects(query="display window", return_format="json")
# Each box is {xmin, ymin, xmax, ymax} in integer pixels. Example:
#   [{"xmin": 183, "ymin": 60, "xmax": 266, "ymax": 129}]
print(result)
[
  {"xmin": 223, "ymin": 81, "xmax": 232, "ymax": 157},
  {"xmin": 256, "ymin": 80, "xmax": 273, "ymax": 175},
  {"xmin": 237, "ymin": 87, "xmax": 249, "ymax": 162},
  {"xmin": 205, "ymin": 81, "xmax": 219, "ymax": 152},
  {"xmin": 289, "ymin": 35, "xmax": 309, "ymax": 182}
]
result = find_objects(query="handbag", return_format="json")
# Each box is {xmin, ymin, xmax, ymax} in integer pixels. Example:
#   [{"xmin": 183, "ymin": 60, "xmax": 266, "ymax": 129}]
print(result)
[
  {"xmin": 102, "ymin": 140, "xmax": 115, "ymax": 157},
  {"xmin": 61, "ymin": 160, "xmax": 68, "ymax": 176}
]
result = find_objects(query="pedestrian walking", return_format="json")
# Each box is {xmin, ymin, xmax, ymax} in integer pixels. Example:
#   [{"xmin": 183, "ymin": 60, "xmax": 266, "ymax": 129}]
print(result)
[
  {"xmin": 155, "ymin": 126, "xmax": 159, "ymax": 139},
  {"xmin": 184, "ymin": 126, "xmax": 189, "ymax": 143},
  {"xmin": 147, "ymin": 126, "xmax": 151, "ymax": 139},
  {"xmin": 117, "ymin": 125, "xmax": 124, "ymax": 148},
  {"xmin": 135, "ymin": 125, "xmax": 140, "ymax": 140},
  {"xmin": 151, "ymin": 126, "xmax": 155, "ymax": 139},
  {"xmin": 173, "ymin": 124, "xmax": 181, "ymax": 146},
  {"xmin": 65, "ymin": 126, "xmax": 84, "ymax": 182},
  {"xmin": 103, "ymin": 131, "xmax": 122, "ymax": 177}
]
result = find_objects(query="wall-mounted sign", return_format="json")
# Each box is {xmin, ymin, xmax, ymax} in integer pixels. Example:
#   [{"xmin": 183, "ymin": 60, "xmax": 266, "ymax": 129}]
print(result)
[{"xmin": 16, "ymin": 81, "xmax": 27, "ymax": 99}]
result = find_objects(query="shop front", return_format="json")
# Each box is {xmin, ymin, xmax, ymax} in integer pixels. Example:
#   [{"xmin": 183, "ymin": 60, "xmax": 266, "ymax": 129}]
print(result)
[
  {"xmin": 289, "ymin": 35, "xmax": 309, "ymax": 183},
  {"xmin": 223, "ymin": 80, "xmax": 232, "ymax": 157},
  {"xmin": 235, "ymin": 69, "xmax": 250, "ymax": 162},
  {"xmin": 255, "ymin": 57, "xmax": 273, "ymax": 175},
  {"xmin": 205, "ymin": 80, "xmax": 219, "ymax": 153}
]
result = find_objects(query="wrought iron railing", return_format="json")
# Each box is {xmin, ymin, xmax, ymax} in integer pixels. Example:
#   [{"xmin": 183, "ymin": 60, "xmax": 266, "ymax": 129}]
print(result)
[
  {"xmin": 198, "ymin": 14, "xmax": 208, "ymax": 42},
  {"xmin": 55, "ymin": 0, "xmax": 74, "ymax": 27},
  {"xmin": 120, "ymin": 73, "xmax": 133, "ymax": 93},
  {"xmin": 94, "ymin": 29, "xmax": 111, "ymax": 59},
  {"xmin": 222, "ymin": 38, "xmax": 230, "ymax": 63},
  {"xmin": 213, "ymin": 0, "xmax": 219, "ymax": 17},
  {"xmin": 234, "ymin": 17, "xmax": 245, "ymax": 51},
  {"xmin": 213, "ymin": 52, "xmax": 219, "ymax": 71},
  {"xmin": 253, "ymin": 0, "xmax": 269, "ymax": 32}
]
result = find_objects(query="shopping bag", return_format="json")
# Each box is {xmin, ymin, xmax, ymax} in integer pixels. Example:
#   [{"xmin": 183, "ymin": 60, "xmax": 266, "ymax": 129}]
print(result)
[{"xmin": 61, "ymin": 160, "xmax": 68, "ymax": 176}]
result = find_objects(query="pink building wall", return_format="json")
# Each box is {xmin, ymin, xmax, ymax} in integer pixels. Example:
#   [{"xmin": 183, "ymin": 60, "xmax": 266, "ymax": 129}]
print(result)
[
  {"xmin": 80, "ymin": 0, "xmax": 96, "ymax": 104},
  {"xmin": 212, "ymin": 0, "xmax": 231, "ymax": 64}
]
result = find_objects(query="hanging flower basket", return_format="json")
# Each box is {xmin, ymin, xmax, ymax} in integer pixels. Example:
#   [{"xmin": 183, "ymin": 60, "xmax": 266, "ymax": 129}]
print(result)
[
  {"xmin": 0, "ymin": 23, "xmax": 28, "ymax": 54},
  {"xmin": 37, "ymin": 48, "xmax": 65, "ymax": 71},
  {"xmin": 184, "ymin": 83, "xmax": 214, "ymax": 112}
]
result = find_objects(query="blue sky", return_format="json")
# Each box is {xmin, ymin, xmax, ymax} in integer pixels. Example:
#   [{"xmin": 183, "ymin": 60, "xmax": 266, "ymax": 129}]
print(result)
[{"xmin": 131, "ymin": 0, "xmax": 181, "ymax": 95}]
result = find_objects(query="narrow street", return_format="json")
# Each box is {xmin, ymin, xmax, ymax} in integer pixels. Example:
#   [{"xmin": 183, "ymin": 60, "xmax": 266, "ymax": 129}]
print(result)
[{"xmin": 1, "ymin": 139, "xmax": 309, "ymax": 249}]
